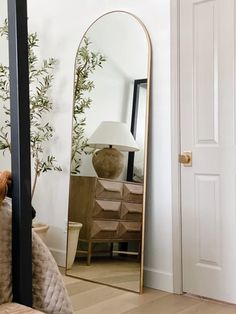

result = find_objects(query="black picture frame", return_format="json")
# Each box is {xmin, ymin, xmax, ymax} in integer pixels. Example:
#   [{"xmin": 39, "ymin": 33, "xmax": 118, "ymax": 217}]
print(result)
[{"xmin": 126, "ymin": 79, "xmax": 147, "ymax": 182}]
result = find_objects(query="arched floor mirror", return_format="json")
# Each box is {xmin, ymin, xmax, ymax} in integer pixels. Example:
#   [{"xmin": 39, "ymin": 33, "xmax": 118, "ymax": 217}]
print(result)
[{"xmin": 66, "ymin": 11, "xmax": 151, "ymax": 293}]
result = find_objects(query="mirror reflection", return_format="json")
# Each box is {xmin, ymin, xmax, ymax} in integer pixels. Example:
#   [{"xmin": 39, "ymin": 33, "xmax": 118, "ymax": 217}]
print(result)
[{"xmin": 66, "ymin": 11, "xmax": 151, "ymax": 293}]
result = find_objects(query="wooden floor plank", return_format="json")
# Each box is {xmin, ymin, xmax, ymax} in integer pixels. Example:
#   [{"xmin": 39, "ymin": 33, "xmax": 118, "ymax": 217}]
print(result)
[
  {"xmin": 63, "ymin": 275, "xmax": 236, "ymax": 314},
  {"xmin": 177, "ymin": 300, "xmax": 236, "ymax": 314},
  {"xmin": 122, "ymin": 294, "xmax": 202, "ymax": 314}
]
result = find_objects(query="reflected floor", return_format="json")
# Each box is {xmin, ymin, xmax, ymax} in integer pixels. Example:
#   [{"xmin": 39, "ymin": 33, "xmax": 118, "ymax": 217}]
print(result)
[{"xmin": 66, "ymin": 256, "xmax": 140, "ymax": 292}]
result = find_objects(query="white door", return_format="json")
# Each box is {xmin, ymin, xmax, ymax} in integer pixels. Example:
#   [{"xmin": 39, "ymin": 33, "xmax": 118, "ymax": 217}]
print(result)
[{"xmin": 180, "ymin": 0, "xmax": 236, "ymax": 303}]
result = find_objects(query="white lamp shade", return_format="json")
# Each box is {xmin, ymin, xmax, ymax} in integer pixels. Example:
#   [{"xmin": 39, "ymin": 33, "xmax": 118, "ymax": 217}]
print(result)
[{"xmin": 88, "ymin": 121, "xmax": 139, "ymax": 152}]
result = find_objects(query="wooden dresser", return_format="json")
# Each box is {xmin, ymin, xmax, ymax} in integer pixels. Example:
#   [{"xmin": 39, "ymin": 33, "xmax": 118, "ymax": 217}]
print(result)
[{"xmin": 68, "ymin": 176, "xmax": 144, "ymax": 265}]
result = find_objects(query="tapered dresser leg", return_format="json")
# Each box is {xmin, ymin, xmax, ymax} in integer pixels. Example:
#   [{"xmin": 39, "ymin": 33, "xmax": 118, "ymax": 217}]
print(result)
[{"xmin": 87, "ymin": 242, "xmax": 92, "ymax": 266}]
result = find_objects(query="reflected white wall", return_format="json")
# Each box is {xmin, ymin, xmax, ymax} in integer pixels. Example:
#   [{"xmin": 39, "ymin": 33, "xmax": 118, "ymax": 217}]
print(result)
[{"xmin": 77, "ymin": 13, "xmax": 148, "ymax": 179}]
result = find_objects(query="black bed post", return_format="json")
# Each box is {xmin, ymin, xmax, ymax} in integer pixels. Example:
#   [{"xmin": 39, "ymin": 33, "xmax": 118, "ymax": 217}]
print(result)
[{"xmin": 8, "ymin": 0, "xmax": 32, "ymax": 306}]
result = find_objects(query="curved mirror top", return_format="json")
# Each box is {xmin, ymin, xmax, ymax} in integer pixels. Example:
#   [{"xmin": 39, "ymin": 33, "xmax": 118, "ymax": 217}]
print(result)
[{"xmin": 66, "ymin": 11, "xmax": 151, "ymax": 293}]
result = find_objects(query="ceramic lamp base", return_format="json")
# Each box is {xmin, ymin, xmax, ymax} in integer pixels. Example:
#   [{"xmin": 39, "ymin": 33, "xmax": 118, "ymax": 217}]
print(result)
[{"xmin": 92, "ymin": 147, "xmax": 124, "ymax": 179}]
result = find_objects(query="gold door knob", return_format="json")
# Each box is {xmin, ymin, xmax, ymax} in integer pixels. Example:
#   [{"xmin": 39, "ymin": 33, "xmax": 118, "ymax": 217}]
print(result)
[{"xmin": 178, "ymin": 151, "xmax": 192, "ymax": 167}]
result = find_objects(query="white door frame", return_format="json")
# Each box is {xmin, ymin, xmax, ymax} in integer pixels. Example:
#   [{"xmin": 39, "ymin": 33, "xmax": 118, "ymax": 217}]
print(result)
[{"xmin": 171, "ymin": 0, "xmax": 183, "ymax": 294}]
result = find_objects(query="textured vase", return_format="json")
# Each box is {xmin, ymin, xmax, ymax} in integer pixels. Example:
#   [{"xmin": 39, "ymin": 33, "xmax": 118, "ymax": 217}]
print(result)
[{"xmin": 92, "ymin": 148, "xmax": 124, "ymax": 179}]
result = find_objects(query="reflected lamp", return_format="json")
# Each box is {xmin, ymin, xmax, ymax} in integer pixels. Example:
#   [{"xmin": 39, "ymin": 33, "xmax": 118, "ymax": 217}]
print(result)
[{"xmin": 88, "ymin": 121, "xmax": 139, "ymax": 179}]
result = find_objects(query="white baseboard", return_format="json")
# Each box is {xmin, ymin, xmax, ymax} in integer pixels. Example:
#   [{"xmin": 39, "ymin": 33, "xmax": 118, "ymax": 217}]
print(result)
[
  {"xmin": 144, "ymin": 267, "xmax": 174, "ymax": 293},
  {"xmin": 49, "ymin": 247, "xmax": 66, "ymax": 267}
]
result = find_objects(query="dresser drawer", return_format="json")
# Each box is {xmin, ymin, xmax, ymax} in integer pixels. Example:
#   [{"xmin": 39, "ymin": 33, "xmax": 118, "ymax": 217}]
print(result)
[
  {"xmin": 121, "ymin": 202, "xmax": 142, "ymax": 221},
  {"xmin": 96, "ymin": 179, "xmax": 123, "ymax": 200},
  {"xmin": 123, "ymin": 183, "xmax": 143, "ymax": 203},
  {"xmin": 91, "ymin": 220, "xmax": 119, "ymax": 239},
  {"xmin": 93, "ymin": 200, "xmax": 121, "ymax": 219},
  {"xmin": 118, "ymin": 221, "xmax": 142, "ymax": 240}
]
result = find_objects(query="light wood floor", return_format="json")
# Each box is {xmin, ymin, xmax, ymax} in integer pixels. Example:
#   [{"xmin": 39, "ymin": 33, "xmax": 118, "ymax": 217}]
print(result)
[
  {"xmin": 67, "ymin": 257, "xmax": 140, "ymax": 292},
  {"xmin": 64, "ymin": 275, "xmax": 236, "ymax": 314}
]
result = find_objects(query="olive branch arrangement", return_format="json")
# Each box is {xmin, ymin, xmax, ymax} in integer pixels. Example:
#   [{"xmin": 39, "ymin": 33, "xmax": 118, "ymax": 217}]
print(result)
[
  {"xmin": 0, "ymin": 19, "xmax": 61, "ymax": 200},
  {"xmin": 71, "ymin": 36, "xmax": 106, "ymax": 174}
]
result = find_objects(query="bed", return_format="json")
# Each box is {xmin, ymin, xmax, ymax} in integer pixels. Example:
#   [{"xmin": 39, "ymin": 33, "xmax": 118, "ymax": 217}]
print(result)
[{"xmin": 0, "ymin": 197, "xmax": 73, "ymax": 314}]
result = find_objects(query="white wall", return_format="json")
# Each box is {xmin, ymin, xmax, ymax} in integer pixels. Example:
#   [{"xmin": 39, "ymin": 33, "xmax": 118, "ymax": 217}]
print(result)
[{"xmin": 0, "ymin": 0, "xmax": 173, "ymax": 292}]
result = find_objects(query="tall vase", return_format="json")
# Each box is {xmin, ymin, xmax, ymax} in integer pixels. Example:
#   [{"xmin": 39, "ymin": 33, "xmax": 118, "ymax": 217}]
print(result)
[
  {"xmin": 67, "ymin": 222, "xmax": 83, "ymax": 269},
  {"xmin": 33, "ymin": 223, "xmax": 49, "ymax": 242}
]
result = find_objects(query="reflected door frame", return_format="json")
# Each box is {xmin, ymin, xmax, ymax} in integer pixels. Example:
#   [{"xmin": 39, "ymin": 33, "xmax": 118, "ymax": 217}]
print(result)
[{"xmin": 127, "ymin": 78, "xmax": 147, "ymax": 182}]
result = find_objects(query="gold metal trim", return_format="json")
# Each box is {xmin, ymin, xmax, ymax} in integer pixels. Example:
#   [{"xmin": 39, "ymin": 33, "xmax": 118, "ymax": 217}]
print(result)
[{"xmin": 66, "ymin": 10, "xmax": 152, "ymax": 295}]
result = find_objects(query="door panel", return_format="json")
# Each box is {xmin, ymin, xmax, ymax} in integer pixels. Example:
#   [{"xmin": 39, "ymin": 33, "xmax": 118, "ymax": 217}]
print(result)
[
  {"xmin": 180, "ymin": 0, "xmax": 236, "ymax": 303},
  {"xmin": 194, "ymin": 1, "xmax": 219, "ymax": 145},
  {"xmin": 195, "ymin": 174, "xmax": 221, "ymax": 268}
]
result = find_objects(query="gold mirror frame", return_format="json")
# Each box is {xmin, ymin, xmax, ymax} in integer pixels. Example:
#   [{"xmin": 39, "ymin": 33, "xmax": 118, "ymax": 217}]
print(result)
[{"xmin": 65, "ymin": 10, "xmax": 151, "ymax": 294}]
